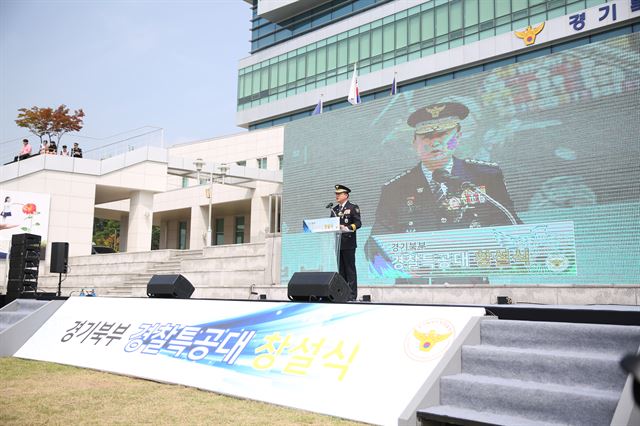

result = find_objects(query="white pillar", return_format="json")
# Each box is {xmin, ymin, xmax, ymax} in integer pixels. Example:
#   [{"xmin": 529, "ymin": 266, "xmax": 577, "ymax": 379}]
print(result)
[
  {"xmin": 119, "ymin": 214, "xmax": 129, "ymax": 252},
  {"xmin": 127, "ymin": 191, "xmax": 153, "ymax": 252},
  {"xmin": 159, "ymin": 219, "xmax": 167, "ymax": 249},
  {"xmin": 189, "ymin": 205, "xmax": 208, "ymax": 249},
  {"xmin": 250, "ymin": 195, "xmax": 269, "ymax": 243}
]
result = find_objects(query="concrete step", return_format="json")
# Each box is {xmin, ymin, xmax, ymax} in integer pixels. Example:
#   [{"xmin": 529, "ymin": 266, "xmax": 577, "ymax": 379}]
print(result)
[
  {"xmin": 481, "ymin": 320, "xmax": 640, "ymax": 356},
  {"xmin": 440, "ymin": 373, "xmax": 619, "ymax": 425}
]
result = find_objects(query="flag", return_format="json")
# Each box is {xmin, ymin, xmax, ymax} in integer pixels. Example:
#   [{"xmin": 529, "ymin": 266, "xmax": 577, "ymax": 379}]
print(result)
[
  {"xmin": 312, "ymin": 97, "xmax": 323, "ymax": 115},
  {"xmin": 390, "ymin": 74, "xmax": 397, "ymax": 96},
  {"xmin": 347, "ymin": 63, "xmax": 361, "ymax": 105}
]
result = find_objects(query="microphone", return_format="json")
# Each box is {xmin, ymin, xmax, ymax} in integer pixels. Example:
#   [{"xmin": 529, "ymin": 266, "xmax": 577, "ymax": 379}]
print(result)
[
  {"xmin": 325, "ymin": 202, "xmax": 334, "ymax": 209},
  {"xmin": 432, "ymin": 169, "xmax": 475, "ymax": 191}
]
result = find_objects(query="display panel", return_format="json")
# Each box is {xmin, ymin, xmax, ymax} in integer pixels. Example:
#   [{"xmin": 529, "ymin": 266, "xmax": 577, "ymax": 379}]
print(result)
[{"xmin": 281, "ymin": 33, "xmax": 640, "ymax": 285}]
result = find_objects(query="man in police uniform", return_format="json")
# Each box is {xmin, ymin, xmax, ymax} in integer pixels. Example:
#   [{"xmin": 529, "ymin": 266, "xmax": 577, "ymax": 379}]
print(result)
[
  {"xmin": 332, "ymin": 185, "xmax": 361, "ymax": 300},
  {"xmin": 365, "ymin": 102, "xmax": 521, "ymax": 278}
]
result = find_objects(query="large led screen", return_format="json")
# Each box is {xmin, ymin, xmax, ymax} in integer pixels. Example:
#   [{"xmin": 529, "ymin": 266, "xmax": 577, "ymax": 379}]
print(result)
[{"xmin": 281, "ymin": 33, "xmax": 640, "ymax": 285}]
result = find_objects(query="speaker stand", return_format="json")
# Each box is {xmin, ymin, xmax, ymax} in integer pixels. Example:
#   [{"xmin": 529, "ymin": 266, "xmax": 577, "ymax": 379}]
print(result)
[{"xmin": 57, "ymin": 273, "xmax": 62, "ymax": 297}]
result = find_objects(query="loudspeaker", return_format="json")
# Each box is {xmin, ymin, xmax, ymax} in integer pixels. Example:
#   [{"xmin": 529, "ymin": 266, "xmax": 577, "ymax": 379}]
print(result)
[
  {"xmin": 8, "ymin": 233, "xmax": 40, "ymax": 292},
  {"xmin": 50, "ymin": 242, "xmax": 69, "ymax": 273},
  {"xmin": 147, "ymin": 274, "xmax": 194, "ymax": 299},
  {"xmin": 287, "ymin": 272, "xmax": 350, "ymax": 303}
]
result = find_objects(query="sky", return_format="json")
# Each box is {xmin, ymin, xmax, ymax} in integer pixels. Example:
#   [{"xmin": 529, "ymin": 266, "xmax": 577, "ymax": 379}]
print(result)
[{"xmin": 0, "ymin": 0, "xmax": 252, "ymax": 150}]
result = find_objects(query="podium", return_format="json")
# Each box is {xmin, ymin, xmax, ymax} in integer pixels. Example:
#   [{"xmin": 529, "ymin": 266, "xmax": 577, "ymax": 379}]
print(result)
[{"xmin": 302, "ymin": 217, "xmax": 351, "ymax": 271}]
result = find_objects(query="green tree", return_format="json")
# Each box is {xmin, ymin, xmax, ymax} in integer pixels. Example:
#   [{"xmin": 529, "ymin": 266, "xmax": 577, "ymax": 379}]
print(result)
[
  {"xmin": 151, "ymin": 225, "xmax": 160, "ymax": 250},
  {"xmin": 93, "ymin": 218, "xmax": 120, "ymax": 251}
]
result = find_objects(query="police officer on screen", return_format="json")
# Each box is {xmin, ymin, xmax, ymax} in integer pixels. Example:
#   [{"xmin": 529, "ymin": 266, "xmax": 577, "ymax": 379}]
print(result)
[
  {"xmin": 332, "ymin": 185, "xmax": 361, "ymax": 301},
  {"xmin": 365, "ymin": 102, "xmax": 521, "ymax": 278}
]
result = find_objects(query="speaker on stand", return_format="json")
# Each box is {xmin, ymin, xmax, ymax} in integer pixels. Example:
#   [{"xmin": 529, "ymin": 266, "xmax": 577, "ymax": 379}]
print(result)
[{"xmin": 50, "ymin": 242, "xmax": 69, "ymax": 296}]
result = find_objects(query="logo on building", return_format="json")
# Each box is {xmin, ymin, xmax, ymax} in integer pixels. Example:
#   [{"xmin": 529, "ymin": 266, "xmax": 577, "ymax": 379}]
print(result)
[
  {"xmin": 515, "ymin": 22, "xmax": 545, "ymax": 46},
  {"xmin": 404, "ymin": 319, "xmax": 454, "ymax": 361}
]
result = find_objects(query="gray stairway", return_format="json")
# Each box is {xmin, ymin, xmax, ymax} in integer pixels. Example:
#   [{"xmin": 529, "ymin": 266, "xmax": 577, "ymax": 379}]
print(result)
[
  {"xmin": 0, "ymin": 299, "xmax": 49, "ymax": 333},
  {"xmin": 418, "ymin": 319, "xmax": 640, "ymax": 425},
  {"xmin": 0, "ymin": 298, "xmax": 65, "ymax": 357},
  {"xmin": 101, "ymin": 251, "xmax": 201, "ymax": 297}
]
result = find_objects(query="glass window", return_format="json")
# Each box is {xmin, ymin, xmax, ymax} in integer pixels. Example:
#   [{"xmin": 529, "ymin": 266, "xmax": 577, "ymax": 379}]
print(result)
[
  {"xmin": 371, "ymin": 27, "xmax": 382, "ymax": 57},
  {"xmin": 258, "ymin": 157, "xmax": 267, "ymax": 169},
  {"xmin": 450, "ymin": 0, "xmax": 463, "ymax": 31},
  {"xmin": 181, "ymin": 177, "xmax": 189, "ymax": 188},
  {"xmin": 178, "ymin": 221, "xmax": 187, "ymax": 250},
  {"xmin": 464, "ymin": 0, "xmax": 478, "ymax": 26},
  {"xmin": 243, "ymin": 73, "xmax": 252, "ymax": 98},
  {"xmin": 408, "ymin": 14, "xmax": 421, "ymax": 45},
  {"xmin": 327, "ymin": 43, "xmax": 337, "ymax": 71},
  {"xmin": 479, "ymin": 0, "xmax": 494, "ymax": 22},
  {"xmin": 260, "ymin": 68, "xmax": 269, "ymax": 91},
  {"xmin": 495, "ymin": 0, "xmax": 510, "ymax": 17},
  {"xmin": 422, "ymin": 9, "xmax": 434, "ymax": 41},
  {"xmin": 236, "ymin": 160, "xmax": 246, "ymax": 166},
  {"xmin": 547, "ymin": 6, "xmax": 566, "ymax": 19},
  {"xmin": 238, "ymin": 74, "xmax": 245, "ymax": 98},
  {"xmin": 337, "ymin": 39, "xmax": 348, "ymax": 68},
  {"xmin": 512, "ymin": 0, "xmax": 528, "ymax": 13},
  {"xmin": 348, "ymin": 36, "xmax": 359, "ymax": 64},
  {"xmin": 277, "ymin": 62, "xmax": 287, "ymax": 87},
  {"xmin": 396, "ymin": 18, "xmax": 408, "ymax": 49},
  {"xmin": 296, "ymin": 56, "xmax": 305, "ymax": 80},
  {"xmin": 268, "ymin": 64, "xmax": 277, "ymax": 91},
  {"xmin": 287, "ymin": 58, "xmax": 296, "ymax": 84},
  {"xmin": 215, "ymin": 218, "xmax": 224, "ymax": 245},
  {"xmin": 306, "ymin": 51, "xmax": 316, "ymax": 78},
  {"xmin": 316, "ymin": 46, "xmax": 327, "ymax": 73},
  {"xmin": 566, "ymin": 1, "xmax": 585, "ymax": 14},
  {"xmin": 382, "ymin": 22, "xmax": 395, "ymax": 53},
  {"xmin": 359, "ymin": 32, "xmax": 370, "ymax": 59},
  {"xmin": 278, "ymin": 155, "xmax": 283, "ymax": 170},
  {"xmin": 251, "ymin": 70, "xmax": 260, "ymax": 95},
  {"xmin": 332, "ymin": 2, "xmax": 352, "ymax": 19},
  {"xmin": 435, "ymin": 5, "xmax": 448, "ymax": 37},
  {"xmin": 235, "ymin": 216, "xmax": 245, "ymax": 244}
]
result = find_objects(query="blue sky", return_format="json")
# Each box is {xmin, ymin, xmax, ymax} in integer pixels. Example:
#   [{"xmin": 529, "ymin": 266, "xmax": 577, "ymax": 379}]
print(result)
[{"xmin": 0, "ymin": 0, "xmax": 251, "ymax": 148}]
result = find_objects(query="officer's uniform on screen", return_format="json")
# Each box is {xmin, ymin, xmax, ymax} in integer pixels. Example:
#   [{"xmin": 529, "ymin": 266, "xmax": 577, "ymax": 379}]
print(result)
[{"xmin": 365, "ymin": 102, "xmax": 521, "ymax": 281}]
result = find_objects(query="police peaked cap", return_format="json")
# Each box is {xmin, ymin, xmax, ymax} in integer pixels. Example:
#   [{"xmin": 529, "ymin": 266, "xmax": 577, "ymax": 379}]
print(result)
[
  {"xmin": 334, "ymin": 184, "xmax": 351, "ymax": 194},
  {"xmin": 408, "ymin": 102, "xmax": 469, "ymax": 134}
]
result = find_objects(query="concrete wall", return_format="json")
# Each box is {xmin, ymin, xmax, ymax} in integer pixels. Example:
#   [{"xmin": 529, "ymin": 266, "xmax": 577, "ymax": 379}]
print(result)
[{"xmin": 1, "ymin": 170, "xmax": 96, "ymax": 259}]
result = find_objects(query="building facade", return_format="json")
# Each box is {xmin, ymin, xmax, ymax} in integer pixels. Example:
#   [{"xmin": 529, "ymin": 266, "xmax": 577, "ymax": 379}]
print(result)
[
  {"xmin": 0, "ymin": 127, "xmax": 283, "ymax": 261},
  {"xmin": 237, "ymin": 0, "xmax": 640, "ymax": 129}
]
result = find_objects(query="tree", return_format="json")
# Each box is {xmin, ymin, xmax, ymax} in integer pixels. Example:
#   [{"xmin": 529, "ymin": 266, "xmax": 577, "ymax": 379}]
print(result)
[
  {"xmin": 16, "ymin": 105, "xmax": 85, "ymax": 145},
  {"xmin": 93, "ymin": 218, "xmax": 120, "ymax": 251}
]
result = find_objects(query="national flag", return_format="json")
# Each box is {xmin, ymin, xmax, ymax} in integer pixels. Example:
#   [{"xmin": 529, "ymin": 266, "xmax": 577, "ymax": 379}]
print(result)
[
  {"xmin": 347, "ymin": 63, "xmax": 361, "ymax": 105},
  {"xmin": 390, "ymin": 74, "xmax": 397, "ymax": 96},
  {"xmin": 312, "ymin": 97, "xmax": 323, "ymax": 115}
]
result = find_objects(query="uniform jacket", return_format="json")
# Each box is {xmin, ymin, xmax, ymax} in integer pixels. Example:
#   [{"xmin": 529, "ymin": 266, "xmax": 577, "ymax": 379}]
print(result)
[
  {"xmin": 365, "ymin": 157, "xmax": 521, "ymax": 264},
  {"xmin": 331, "ymin": 200, "xmax": 361, "ymax": 250}
]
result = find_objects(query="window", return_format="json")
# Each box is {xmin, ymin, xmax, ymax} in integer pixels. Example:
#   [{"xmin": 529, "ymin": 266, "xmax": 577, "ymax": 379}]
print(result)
[
  {"xmin": 181, "ymin": 177, "xmax": 189, "ymax": 188},
  {"xmin": 257, "ymin": 157, "xmax": 267, "ymax": 169},
  {"xmin": 235, "ymin": 216, "xmax": 245, "ymax": 244},
  {"xmin": 278, "ymin": 155, "xmax": 283, "ymax": 170},
  {"xmin": 236, "ymin": 160, "xmax": 246, "ymax": 167},
  {"xmin": 215, "ymin": 218, "xmax": 224, "ymax": 245},
  {"xmin": 178, "ymin": 221, "xmax": 187, "ymax": 250}
]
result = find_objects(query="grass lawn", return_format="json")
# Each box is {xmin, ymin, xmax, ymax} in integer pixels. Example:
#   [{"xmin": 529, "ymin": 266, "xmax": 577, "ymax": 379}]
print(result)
[{"xmin": 0, "ymin": 357, "xmax": 364, "ymax": 425}]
